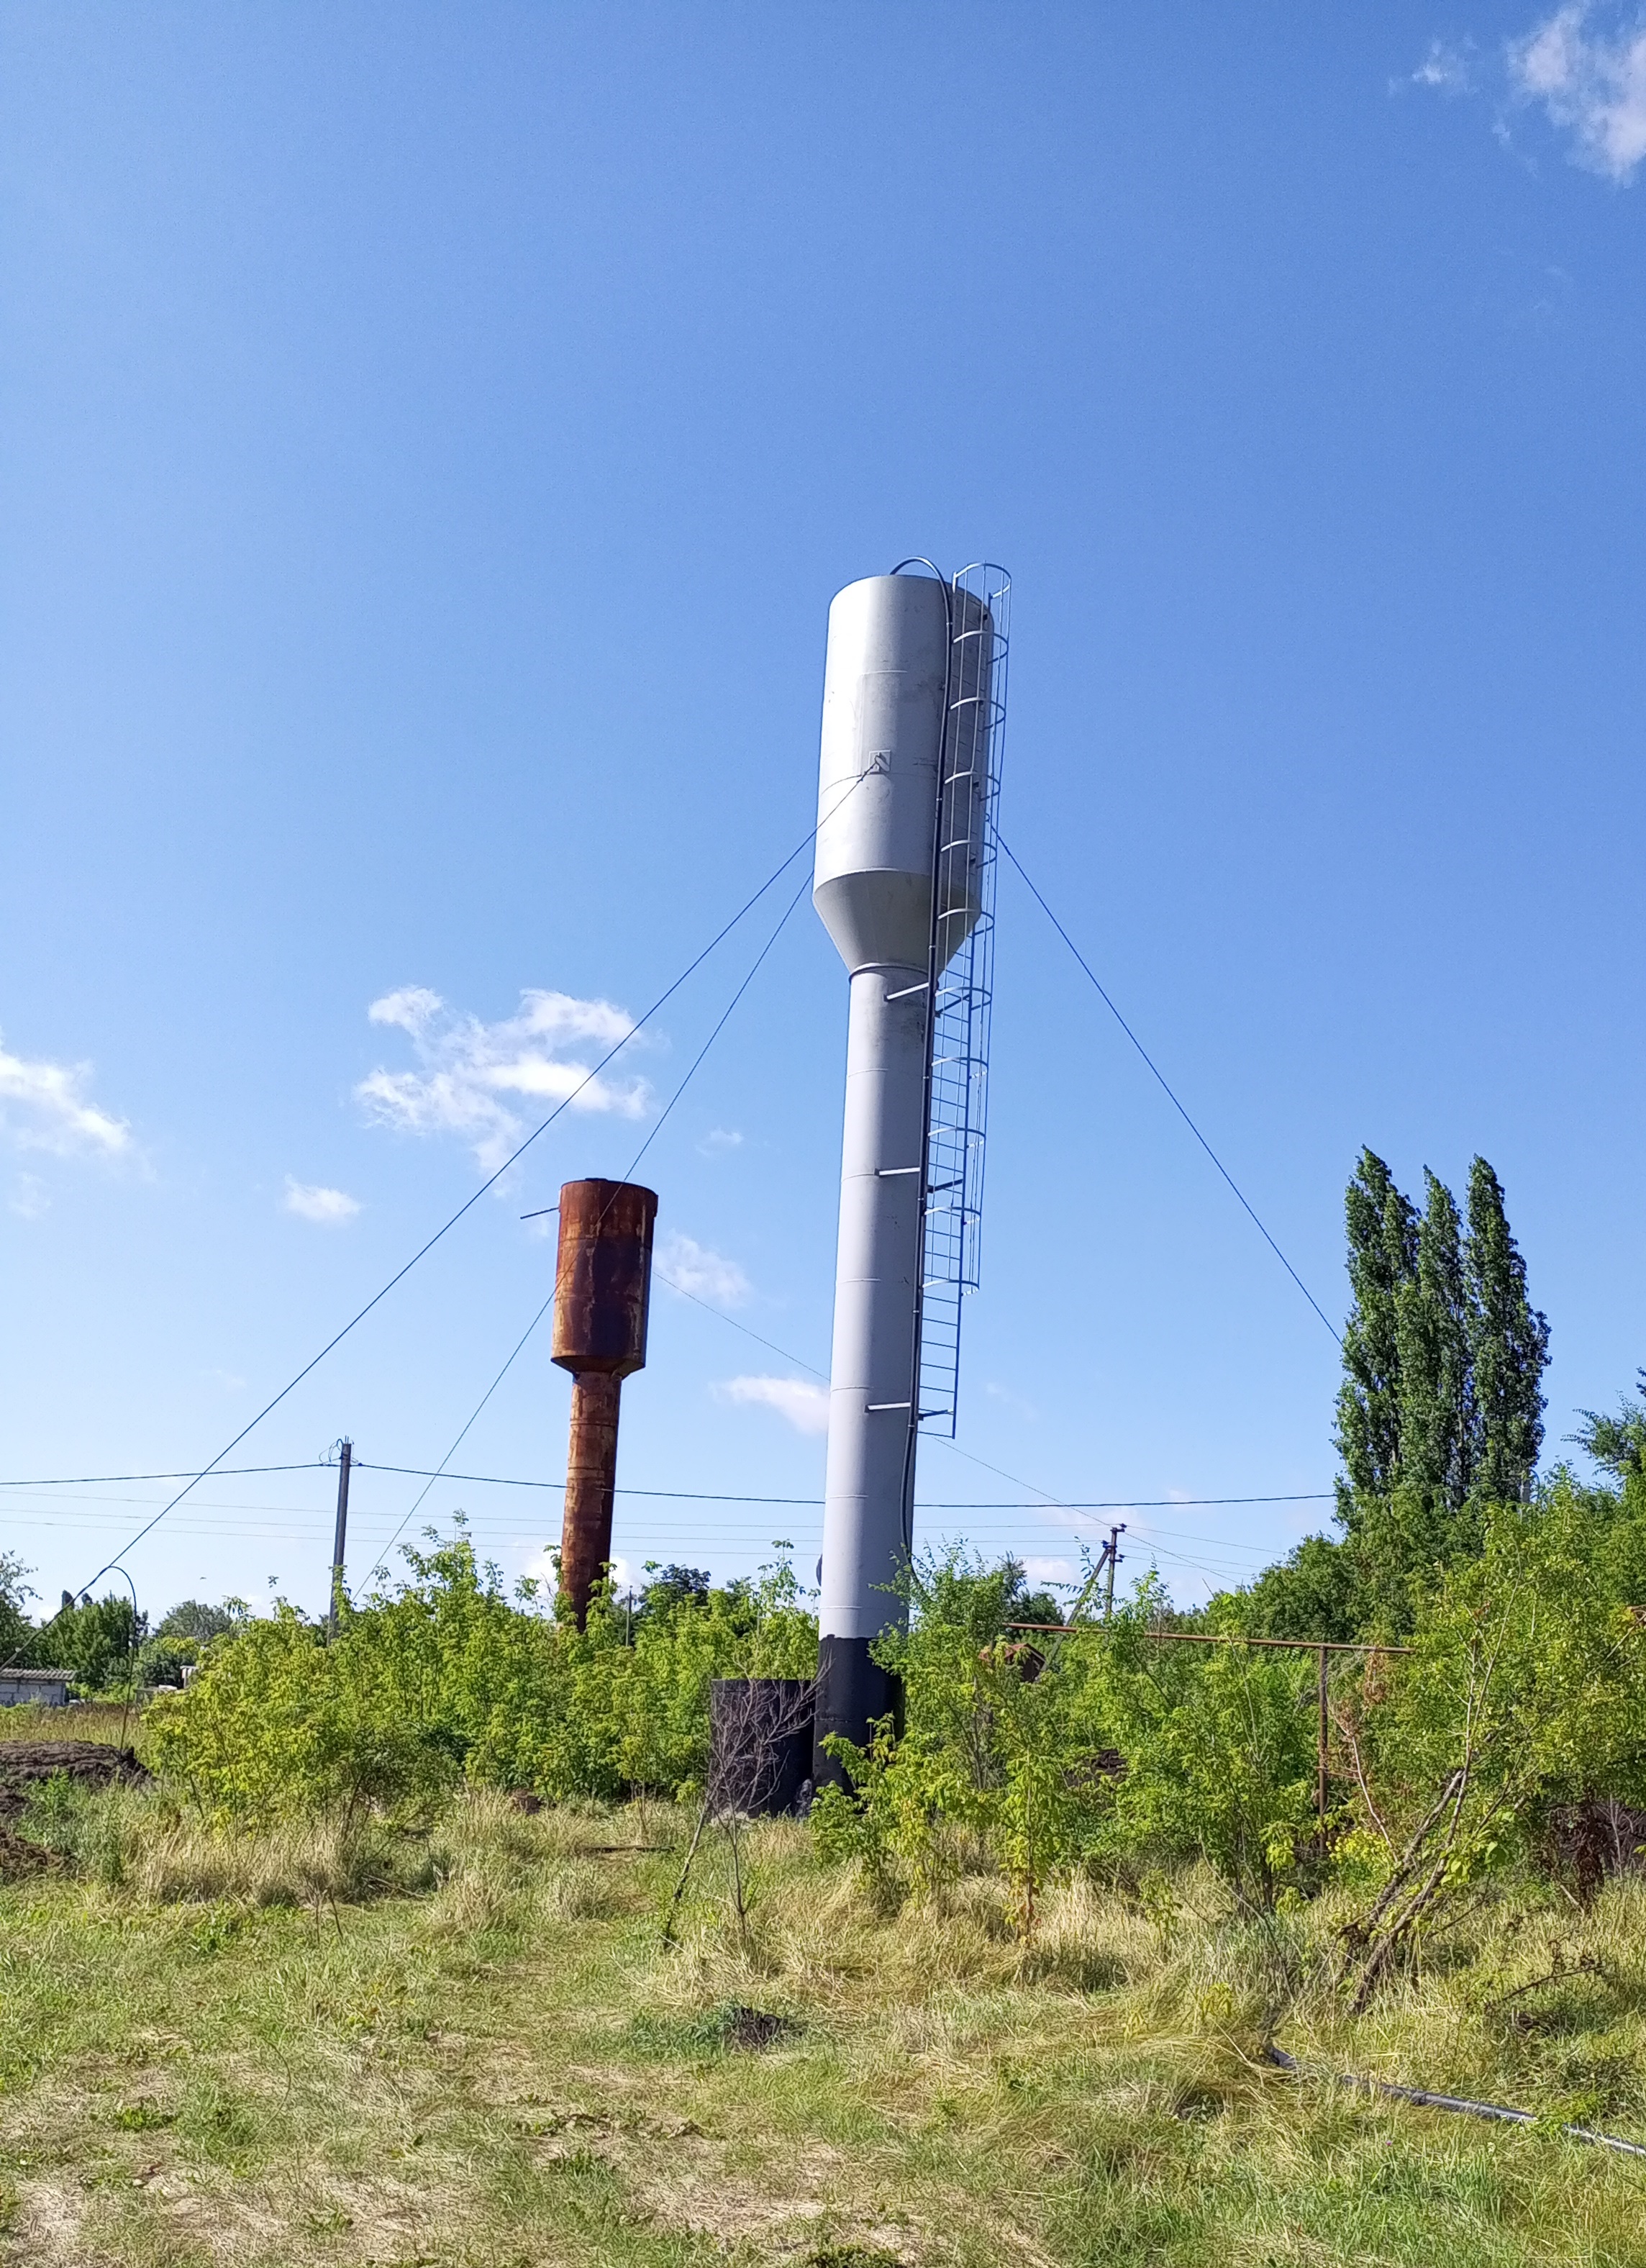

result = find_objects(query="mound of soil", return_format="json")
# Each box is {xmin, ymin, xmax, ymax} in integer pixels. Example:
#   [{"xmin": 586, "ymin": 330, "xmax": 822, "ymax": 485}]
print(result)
[
  {"xmin": 716, "ymin": 2006, "xmax": 799, "ymax": 2051},
  {"xmin": 0, "ymin": 1740, "xmax": 151, "ymax": 1824},
  {"xmin": 0, "ymin": 1825, "xmax": 58, "ymax": 1879}
]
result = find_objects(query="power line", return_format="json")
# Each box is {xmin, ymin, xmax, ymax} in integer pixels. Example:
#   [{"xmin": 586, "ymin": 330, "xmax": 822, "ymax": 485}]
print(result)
[
  {"xmin": 3, "ymin": 808, "xmax": 845, "ymax": 1663},
  {"xmin": 653, "ymin": 1271, "xmax": 829, "ymax": 1380},
  {"xmin": 650, "ymin": 1180, "xmax": 1317, "ymax": 1529},
  {"xmin": 367, "ymin": 869, "xmax": 813, "ymax": 1582},
  {"xmin": 0, "ymin": 1465, "xmax": 328, "ymax": 1488},
  {"xmin": 329, "ymin": 1464, "xmax": 1336, "ymax": 1512},
  {"xmin": 368, "ymin": 1289, "xmax": 558, "ymax": 1580},
  {"xmin": 0, "ymin": 1503, "xmax": 1289, "ymax": 1563},
  {"xmin": 616, "ymin": 871, "xmax": 812, "ymax": 1189},
  {"xmin": 999, "ymin": 836, "xmax": 1342, "ymax": 1348},
  {"xmin": 0, "ymin": 1461, "xmax": 1332, "ymax": 1511}
]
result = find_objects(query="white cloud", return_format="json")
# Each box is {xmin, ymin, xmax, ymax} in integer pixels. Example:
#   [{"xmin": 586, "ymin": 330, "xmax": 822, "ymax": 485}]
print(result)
[
  {"xmin": 655, "ymin": 1230, "xmax": 752, "ymax": 1307},
  {"xmin": 0, "ymin": 1030, "xmax": 130, "ymax": 1157},
  {"xmin": 1511, "ymin": 4, "xmax": 1646, "ymax": 179},
  {"xmin": 698, "ymin": 1125, "xmax": 744, "ymax": 1156},
  {"xmin": 9, "ymin": 1172, "xmax": 49, "ymax": 1220},
  {"xmin": 283, "ymin": 1176, "xmax": 361, "ymax": 1225},
  {"xmin": 1022, "ymin": 1556, "xmax": 1076, "ymax": 1587},
  {"xmin": 368, "ymin": 986, "xmax": 443, "ymax": 1035},
  {"xmin": 357, "ymin": 985, "xmax": 650, "ymax": 1169},
  {"xmin": 1409, "ymin": 37, "xmax": 1477, "ymax": 92},
  {"xmin": 717, "ymin": 1374, "xmax": 831, "ymax": 1435}
]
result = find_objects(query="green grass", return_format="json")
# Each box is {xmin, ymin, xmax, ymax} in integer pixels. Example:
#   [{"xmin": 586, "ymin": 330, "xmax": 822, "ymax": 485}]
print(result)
[
  {"xmin": 0, "ymin": 1701, "xmax": 142, "ymax": 1748},
  {"xmin": 3, "ymin": 1784, "xmax": 1646, "ymax": 2265}
]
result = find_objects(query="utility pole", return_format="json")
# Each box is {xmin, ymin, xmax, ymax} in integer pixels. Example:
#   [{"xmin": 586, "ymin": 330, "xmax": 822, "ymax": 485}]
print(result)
[
  {"xmin": 327, "ymin": 1438, "xmax": 353, "ymax": 1643},
  {"xmin": 1317, "ymin": 1642, "xmax": 1330, "ymax": 1841},
  {"xmin": 1103, "ymin": 1523, "xmax": 1126, "ymax": 1620}
]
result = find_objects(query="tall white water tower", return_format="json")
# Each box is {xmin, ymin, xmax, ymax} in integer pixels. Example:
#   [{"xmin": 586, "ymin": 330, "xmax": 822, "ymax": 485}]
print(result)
[{"xmin": 811, "ymin": 562, "xmax": 1009, "ymax": 1779}]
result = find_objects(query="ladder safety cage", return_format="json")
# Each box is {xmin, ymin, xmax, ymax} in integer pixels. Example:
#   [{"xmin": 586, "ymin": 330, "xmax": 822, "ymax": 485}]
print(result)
[{"xmin": 916, "ymin": 562, "xmax": 1010, "ymax": 1438}]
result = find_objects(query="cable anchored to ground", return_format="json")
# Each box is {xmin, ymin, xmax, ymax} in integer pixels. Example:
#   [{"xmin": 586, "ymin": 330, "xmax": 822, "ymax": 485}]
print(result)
[
  {"xmin": 999, "ymin": 836, "xmax": 1342, "ymax": 1348},
  {"xmin": 1, "ymin": 800, "xmax": 849, "ymax": 1665},
  {"xmin": 368, "ymin": 870, "xmax": 814, "ymax": 1584}
]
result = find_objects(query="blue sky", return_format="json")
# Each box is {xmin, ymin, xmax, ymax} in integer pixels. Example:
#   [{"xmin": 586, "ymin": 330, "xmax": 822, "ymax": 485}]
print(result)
[{"xmin": 4, "ymin": 2, "xmax": 1645, "ymax": 1627}]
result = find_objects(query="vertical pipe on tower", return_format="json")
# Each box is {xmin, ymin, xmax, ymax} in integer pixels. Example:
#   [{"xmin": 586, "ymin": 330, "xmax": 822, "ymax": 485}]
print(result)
[{"xmin": 550, "ymin": 1179, "xmax": 658, "ymax": 1626}]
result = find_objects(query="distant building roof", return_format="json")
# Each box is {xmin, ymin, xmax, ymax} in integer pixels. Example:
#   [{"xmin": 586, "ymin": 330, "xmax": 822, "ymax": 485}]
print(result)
[{"xmin": 0, "ymin": 1668, "xmax": 72, "ymax": 1682}]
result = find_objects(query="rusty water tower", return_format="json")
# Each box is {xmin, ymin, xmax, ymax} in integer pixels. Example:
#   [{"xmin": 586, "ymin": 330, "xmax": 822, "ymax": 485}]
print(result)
[{"xmin": 550, "ymin": 1178, "xmax": 658, "ymax": 1625}]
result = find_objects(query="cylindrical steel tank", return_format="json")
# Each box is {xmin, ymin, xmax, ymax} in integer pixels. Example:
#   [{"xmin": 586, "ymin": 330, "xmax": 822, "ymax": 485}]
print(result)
[
  {"xmin": 707, "ymin": 1678, "xmax": 817, "ymax": 1818},
  {"xmin": 811, "ymin": 571, "xmax": 996, "ymax": 1782},
  {"xmin": 550, "ymin": 1178, "xmax": 658, "ymax": 1625}
]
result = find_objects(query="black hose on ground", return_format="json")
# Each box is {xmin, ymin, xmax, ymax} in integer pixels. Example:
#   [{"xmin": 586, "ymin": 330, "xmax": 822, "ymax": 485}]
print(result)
[{"xmin": 1263, "ymin": 2044, "xmax": 1646, "ymax": 2162}]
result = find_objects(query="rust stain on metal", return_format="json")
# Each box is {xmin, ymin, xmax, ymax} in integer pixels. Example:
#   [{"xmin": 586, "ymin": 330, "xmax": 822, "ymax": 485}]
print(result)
[{"xmin": 552, "ymin": 1179, "xmax": 658, "ymax": 1625}]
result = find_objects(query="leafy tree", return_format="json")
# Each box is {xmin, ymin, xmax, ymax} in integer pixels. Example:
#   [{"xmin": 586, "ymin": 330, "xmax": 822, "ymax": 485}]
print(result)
[
  {"xmin": 156, "ymin": 1599, "xmax": 242, "ymax": 1644},
  {"xmin": 1465, "ymin": 1157, "xmax": 1549, "ymax": 1505},
  {"xmin": 1334, "ymin": 1480, "xmax": 1646, "ymax": 2003},
  {"xmin": 139, "ymin": 1597, "xmax": 248, "ymax": 1686},
  {"xmin": 0, "ymin": 1552, "xmax": 36, "ymax": 1666},
  {"xmin": 1333, "ymin": 1149, "xmax": 1547, "ymax": 1612},
  {"xmin": 50, "ymin": 1594, "xmax": 144, "ymax": 1692},
  {"xmin": 1335, "ymin": 1149, "xmax": 1417, "ymax": 1507},
  {"xmin": 636, "ymin": 1565, "xmax": 711, "ymax": 1622},
  {"xmin": 819, "ymin": 1559, "xmax": 1324, "ymax": 1917},
  {"xmin": 1396, "ymin": 1170, "xmax": 1473, "ymax": 1515},
  {"xmin": 1230, "ymin": 1533, "xmax": 1364, "ymax": 1643},
  {"xmin": 1572, "ymin": 1369, "xmax": 1646, "ymax": 1481}
]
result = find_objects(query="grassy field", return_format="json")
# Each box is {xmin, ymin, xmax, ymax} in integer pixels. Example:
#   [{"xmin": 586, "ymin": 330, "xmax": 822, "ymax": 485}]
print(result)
[{"xmin": 4, "ymin": 1745, "xmax": 1646, "ymax": 2268}]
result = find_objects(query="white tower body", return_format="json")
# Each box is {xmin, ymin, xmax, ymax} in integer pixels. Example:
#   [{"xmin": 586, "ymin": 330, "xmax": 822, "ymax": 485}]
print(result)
[{"xmin": 811, "ymin": 571, "xmax": 994, "ymax": 1772}]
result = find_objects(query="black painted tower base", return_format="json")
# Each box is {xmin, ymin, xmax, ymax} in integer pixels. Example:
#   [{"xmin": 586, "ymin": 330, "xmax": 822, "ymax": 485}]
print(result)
[{"xmin": 812, "ymin": 1633, "xmax": 905, "ymax": 1790}]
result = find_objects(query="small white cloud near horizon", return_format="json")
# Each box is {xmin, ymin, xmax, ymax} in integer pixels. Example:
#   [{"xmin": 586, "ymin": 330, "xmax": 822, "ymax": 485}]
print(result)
[
  {"xmin": 717, "ymin": 1374, "xmax": 831, "ymax": 1435},
  {"xmin": 656, "ymin": 1230, "xmax": 752, "ymax": 1307},
  {"xmin": 0, "ymin": 1030, "xmax": 130, "ymax": 1158},
  {"xmin": 1022, "ymin": 1556, "xmax": 1076, "ymax": 1587},
  {"xmin": 1511, "ymin": 4, "xmax": 1646, "ymax": 180},
  {"xmin": 283, "ymin": 1176, "xmax": 362, "ymax": 1225},
  {"xmin": 357, "ymin": 984, "xmax": 650, "ymax": 1170}
]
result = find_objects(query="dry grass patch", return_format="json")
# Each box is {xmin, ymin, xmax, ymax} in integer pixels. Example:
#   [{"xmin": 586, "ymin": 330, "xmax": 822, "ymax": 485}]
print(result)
[{"xmin": 5, "ymin": 1784, "xmax": 1646, "ymax": 2263}]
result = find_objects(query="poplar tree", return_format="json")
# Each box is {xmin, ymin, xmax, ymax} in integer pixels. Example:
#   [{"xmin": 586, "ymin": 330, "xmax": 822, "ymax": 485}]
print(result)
[
  {"xmin": 1334, "ymin": 1149, "xmax": 1417, "ymax": 1505},
  {"xmin": 1465, "ymin": 1156, "xmax": 1549, "ymax": 1504},
  {"xmin": 1396, "ymin": 1171, "xmax": 1473, "ymax": 1515},
  {"xmin": 1330, "ymin": 1149, "xmax": 1549, "ymax": 1618},
  {"xmin": 1235, "ymin": 1151, "xmax": 1548, "ymax": 1639}
]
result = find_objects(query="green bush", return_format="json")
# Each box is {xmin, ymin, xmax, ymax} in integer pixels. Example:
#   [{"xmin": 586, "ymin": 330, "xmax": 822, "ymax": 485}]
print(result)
[
  {"xmin": 817, "ymin": 1556, "xmax": 1319, "ymax": 1918},
  {"xmin": 815, "ymin": 1551, "xmax": 1117, "ymax": 1923},
  {"xmin": 1072, "ymin": 1584, "xmax": 1319, "ymax": 1907},
  {"xmin": 1329, "ymin": 1477, "xmax": 1646, "ymax": 1999},
  {"xmin": 147, "ymin": 1526, "xmax": 817, "ymax": 1821}
]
